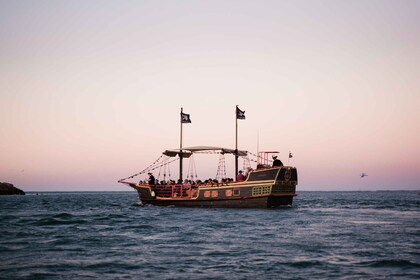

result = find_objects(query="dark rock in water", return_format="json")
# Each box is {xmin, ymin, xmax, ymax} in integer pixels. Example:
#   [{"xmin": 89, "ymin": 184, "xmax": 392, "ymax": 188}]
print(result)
[{"xmin": 0, "ymin": 182, "xmax": 25, "ymax": 195}]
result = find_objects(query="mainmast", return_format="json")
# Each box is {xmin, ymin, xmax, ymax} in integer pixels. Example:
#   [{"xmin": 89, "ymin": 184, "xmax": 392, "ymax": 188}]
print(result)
[
  {"xmin": 180, "ymin": 108, "xmax": 183, "ymax": 181},
  {"xmin": 180, "ymin": 108, "xmax": 191, "ymax": 181},
  {"xmin": 235, "ymin": 105, "xmax": 245, "ymax": 177}
]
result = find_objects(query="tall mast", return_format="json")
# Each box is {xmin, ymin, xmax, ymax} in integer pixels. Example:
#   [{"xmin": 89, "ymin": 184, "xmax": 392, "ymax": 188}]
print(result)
[
  {"xmin": 179, "ymin": 107, "xmax": 191, "ymax": 181},
  {"xmin": 235, "ymin": 105, "xmax": 239, "ymax": 177},
  {"xmin": 235, "ymin": 105, "xmax": 245, "ymax": 177},
  {"xmin": 180, "ymin": 107, "xmax": 183, "ymax": 181}
]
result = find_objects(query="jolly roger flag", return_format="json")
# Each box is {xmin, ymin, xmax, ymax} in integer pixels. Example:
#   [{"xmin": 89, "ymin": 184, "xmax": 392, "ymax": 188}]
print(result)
[
  {"xmin": 236, "ymin": 106, "xmax": 245, "ymax": 120},
  {"xmin": 181, "ymin": 112, "xmax": 191, "ymax": 123}
]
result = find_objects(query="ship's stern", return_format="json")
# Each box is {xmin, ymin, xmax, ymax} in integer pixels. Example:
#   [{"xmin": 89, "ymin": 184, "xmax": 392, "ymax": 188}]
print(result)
[{"xmin": 269, "ymin": 167, "xmax": 298, "ymax": 207}]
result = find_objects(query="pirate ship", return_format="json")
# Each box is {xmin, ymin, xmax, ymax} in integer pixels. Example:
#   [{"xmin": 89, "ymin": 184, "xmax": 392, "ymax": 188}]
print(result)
[{"xmin": 118, "ymin": 107, "xmax": 298, "ymax": 208}]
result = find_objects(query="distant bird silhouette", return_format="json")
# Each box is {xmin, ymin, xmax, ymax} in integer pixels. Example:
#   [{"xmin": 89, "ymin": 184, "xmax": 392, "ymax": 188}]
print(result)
[{"xmin": 360, "ymin": 173, "xmax": 368, "ymax": 178}]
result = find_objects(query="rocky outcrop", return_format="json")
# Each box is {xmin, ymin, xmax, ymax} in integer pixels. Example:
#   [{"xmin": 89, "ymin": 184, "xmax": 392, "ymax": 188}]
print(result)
[{"xmin": 0, "ymin": 182, "xmax": 25, "ymax": 195}]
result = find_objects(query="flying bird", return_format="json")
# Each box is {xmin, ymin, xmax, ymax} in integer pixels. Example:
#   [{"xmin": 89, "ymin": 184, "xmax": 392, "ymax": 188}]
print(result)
[{"xmin": 360, "ymin": 173, "xmax": 368, "ymax": 178}]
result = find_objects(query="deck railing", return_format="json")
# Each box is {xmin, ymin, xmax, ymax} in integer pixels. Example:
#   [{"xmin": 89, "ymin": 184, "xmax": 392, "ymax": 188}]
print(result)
[{"xmin": 154, "ymin": 184, "xmax": 198, "ymax": 199}]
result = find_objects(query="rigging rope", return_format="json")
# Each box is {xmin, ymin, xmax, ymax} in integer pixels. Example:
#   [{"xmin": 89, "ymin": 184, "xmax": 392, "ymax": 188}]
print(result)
[
  {"xmin": 157, "ymin": 156, "xmax": 173, "ymax": 180},
  {"xmin": 187, "ymin": 154, "xmax": 198, "ymax": 181},
  {"xmin": 118, "ymin": 150, "xmax": 274, "ymax": 183},
  {"xmin": 247, "ymin": 151, "xmax": 273, "ymax": 165},
  {"xmin": 242, "ymin": 155, "xmax": 251, "ymax": 171},
  {"xmin": 118, "ymin": 155, "xmax": 179, "ymax": 182},
  {"xmin": 215, "ymin": 153, "xmax": 227, "ymax": 181}
]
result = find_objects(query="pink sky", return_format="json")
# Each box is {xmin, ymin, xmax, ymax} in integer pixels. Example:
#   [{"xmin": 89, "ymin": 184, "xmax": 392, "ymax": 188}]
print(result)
[{"xmin": 1, "ymin": 0, "xmax": 419, "ymax": 191}]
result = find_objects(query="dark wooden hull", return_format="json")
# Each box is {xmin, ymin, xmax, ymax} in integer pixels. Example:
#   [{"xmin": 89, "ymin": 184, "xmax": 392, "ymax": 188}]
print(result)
[
  {"xmin": 126, "ymin": 167, "xmax": 298, "ymax": 208},
  {"xmin": 139, "ymin": 195, "xmax": 295, "ymax": 208}
]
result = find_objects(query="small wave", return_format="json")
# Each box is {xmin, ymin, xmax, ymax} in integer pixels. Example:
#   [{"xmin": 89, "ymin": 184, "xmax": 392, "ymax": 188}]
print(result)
[
  {"xmin": 52, "ymin": 213, "xmax": 74, "ymax": 219},
  {"xmin": 94, "ymin": 213, "xmax": 128, "ymax": 221},
  {"xmin": 32, "ymin": 217, "xmax": 88, "ymax": 226},
  {"xmin": 130, "ymin": 202, "xmax": 145, "ymax": 207},
  {"xmin": 290, "ymin": 260, "xmax": 324, "ymax": 268},
  {"xmin": 347, "ymin": 220, "xmax": 395, "ymax": 225},
  {"xmin": 360, "ymin": 259, "xmax": 420, "ymax": 268},
  {"xmin": 202, "ymin": 250, "xmax": 233, "ymax": 257},
  {"xmin": 125, "ymin": 224, "xmax": 154, "ymax": 230}
]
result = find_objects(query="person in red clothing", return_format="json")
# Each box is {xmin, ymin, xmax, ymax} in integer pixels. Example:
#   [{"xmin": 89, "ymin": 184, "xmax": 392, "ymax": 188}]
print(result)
[{"xmin": 236, "ymin": 170, "xmax": 246, "ymax": 181}]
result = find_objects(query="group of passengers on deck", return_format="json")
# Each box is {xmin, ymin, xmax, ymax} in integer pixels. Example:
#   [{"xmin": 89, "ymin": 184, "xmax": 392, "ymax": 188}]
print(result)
[
  {"xmin": 140, "ymin": 155, "xmax": 283, "ymax": 186},
  {"xmin": 140, "ymin": 176, "xmax": 243, "ymax": 186}
]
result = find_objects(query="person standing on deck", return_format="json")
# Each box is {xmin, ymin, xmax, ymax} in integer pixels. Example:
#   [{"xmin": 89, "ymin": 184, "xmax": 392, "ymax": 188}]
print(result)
[
  {"xmin": 148, "ymin": 173, "xmax": 155, "ymax": 185},
  {"xmin": 272, "ymin": 156, "xmax": 283, "ymax": 167},
  {"xmin": 236, "ymin": 170, "xmax": 246, "ymax": 181}
]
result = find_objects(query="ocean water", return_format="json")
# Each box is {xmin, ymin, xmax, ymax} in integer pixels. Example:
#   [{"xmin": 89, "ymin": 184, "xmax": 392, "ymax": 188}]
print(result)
[{"xmin": 0, "ymin": 191, "xmax": 419, "ymax": 279}]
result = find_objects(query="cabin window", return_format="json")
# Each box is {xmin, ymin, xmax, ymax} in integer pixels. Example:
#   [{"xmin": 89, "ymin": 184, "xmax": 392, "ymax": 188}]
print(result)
[
  {"xmin": 233, "ymin": 188, "xmax": 240, "ymax": 196},
  {"xmin": 204, "ymin": 191, "xmax": 211, "ymax": 198},
  {"xmin": 211, "ymin": 191, "xmax": 218, "ymax": 198},
  {"xmin": 252, "ymin": 186, "xmax": 271, "ymax": 196},
  {"xmin": 225, "ymin": 189, "xmax": 232, "ymax": 197}
]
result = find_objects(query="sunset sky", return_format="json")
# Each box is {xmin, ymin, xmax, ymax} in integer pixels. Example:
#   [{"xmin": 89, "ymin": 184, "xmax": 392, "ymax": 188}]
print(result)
[{"xmin": 1, "ymin": 0, "xmax": 419, "ymax": 191}]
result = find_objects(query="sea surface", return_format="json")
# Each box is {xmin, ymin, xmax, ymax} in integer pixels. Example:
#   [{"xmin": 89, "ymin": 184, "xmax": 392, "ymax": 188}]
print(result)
[{"xmin": 0, "ymin": 191, "xmax": 419, "ymax": 279}]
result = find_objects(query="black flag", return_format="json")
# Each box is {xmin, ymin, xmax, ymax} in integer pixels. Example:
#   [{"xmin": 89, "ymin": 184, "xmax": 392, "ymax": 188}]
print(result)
[
  {"xmin": 289, "ymin": 152, "xmax": 293, "ymax": 158},
  {"xmin": 181, "ymin": 112, "xmax": 191, "ymax": 123},
  {"xmin": 236, "ymin": 106, "xmax": 245, "ymax": 120}
]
